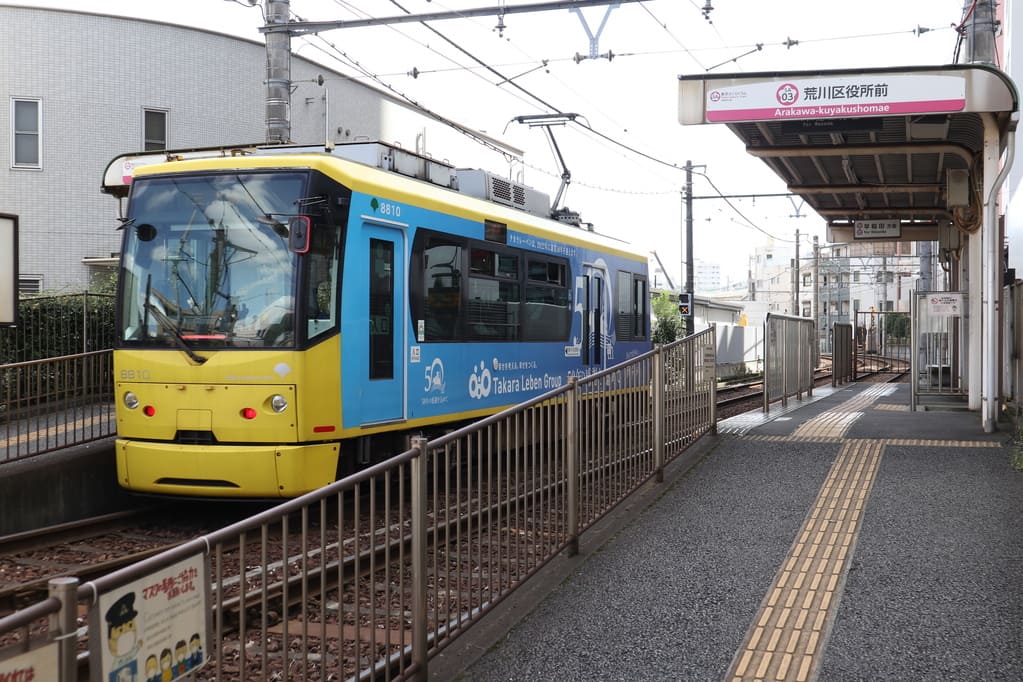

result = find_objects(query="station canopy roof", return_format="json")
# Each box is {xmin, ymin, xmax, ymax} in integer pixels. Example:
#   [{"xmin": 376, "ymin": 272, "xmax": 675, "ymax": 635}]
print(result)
[{"xmin": 678, "ymin": 64, "xmax": 1019, "ymax": 242}]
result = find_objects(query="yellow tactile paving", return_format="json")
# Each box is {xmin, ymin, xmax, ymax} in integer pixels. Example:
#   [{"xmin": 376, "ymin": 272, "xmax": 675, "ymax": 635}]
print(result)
[
  {"xmin": 726, "ymin": 439, "xmax": 884, "ymax": 681},
  {"xmin": 744, "ymin": 435, "xmax": 1000, "ymax": 449},
  {"xmin": 727, "ymin": 384, "xmax": 1003, "ymax": 681}
]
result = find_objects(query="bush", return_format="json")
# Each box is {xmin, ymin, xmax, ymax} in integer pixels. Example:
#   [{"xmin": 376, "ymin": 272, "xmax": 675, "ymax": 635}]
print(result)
[{"xmin": 0, "ymin": 292, "xmax": 115, "ymax": 365}]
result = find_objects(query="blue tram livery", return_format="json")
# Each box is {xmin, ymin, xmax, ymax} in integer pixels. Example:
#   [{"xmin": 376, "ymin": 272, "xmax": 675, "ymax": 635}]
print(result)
[{"xmin": 101, "ymin": 142, "xmax": 651, "ymax": 497}]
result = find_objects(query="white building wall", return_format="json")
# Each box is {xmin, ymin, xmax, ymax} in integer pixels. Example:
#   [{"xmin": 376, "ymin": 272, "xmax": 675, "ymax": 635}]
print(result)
[{"xmin": 0, "ymin": 6, "xmax": 516, "ymax": 293}]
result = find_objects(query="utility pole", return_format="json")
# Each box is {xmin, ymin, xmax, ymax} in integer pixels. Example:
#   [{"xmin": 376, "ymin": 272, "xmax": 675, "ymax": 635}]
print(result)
[
  {"xmin": 962, "ymin": 0, "xmax": 997, "ymax": 65},
  {"xmin": 813, "ymin": 236, "xmax": 820, "ymax": 350},
  {"xmin": 792, "ymin": 228, "xmax": 800, "ymax": 315},
  {"xmin": 265, "ymin": 0, "xmax": 292, "ymax": 144},
  {"xmin": 682, "ymin": 160, "xmax": 705, "ymax": 336},
  {"xmin": 882, "ymin": 254, "xmax": 888, "ymax": 313},
  {"xmin": 258, "ymin": 0, "xmax": 638, "ymax": 145}
]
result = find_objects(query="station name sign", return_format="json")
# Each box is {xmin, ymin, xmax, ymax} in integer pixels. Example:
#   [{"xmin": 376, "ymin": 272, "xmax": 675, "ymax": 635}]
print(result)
[
  {"xmin": 703, "ymin": 74, "xmax": 966, "ymax": 123},
  {"xmin": 854, "ymin": 220, "xmax": 901, "ymax": 239}
]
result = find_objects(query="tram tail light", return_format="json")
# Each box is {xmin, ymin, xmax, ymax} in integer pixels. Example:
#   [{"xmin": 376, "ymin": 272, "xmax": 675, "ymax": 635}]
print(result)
[{"xmin": 241, "ymin": 407, "xmax": 258, "ymax": 420}]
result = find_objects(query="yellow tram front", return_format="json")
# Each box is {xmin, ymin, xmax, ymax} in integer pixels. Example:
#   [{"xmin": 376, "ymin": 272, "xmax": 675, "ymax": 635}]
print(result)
[{"xmin": 113, "ymin": 159, "xmax": 347, "ymax": 497}]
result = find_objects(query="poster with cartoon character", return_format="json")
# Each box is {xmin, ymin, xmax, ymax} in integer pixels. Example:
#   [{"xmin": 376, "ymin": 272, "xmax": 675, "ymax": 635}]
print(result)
[{"xmin": 90, "ymin": 553, "xmax": 209, "ymax": 682}]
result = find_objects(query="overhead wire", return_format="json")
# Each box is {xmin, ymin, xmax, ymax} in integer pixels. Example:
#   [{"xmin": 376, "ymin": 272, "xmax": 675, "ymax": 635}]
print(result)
[
  {"xmin": 642, "ymin": 1, "xmax": 709, "ymax": 71},
  {"xmin": 297, "ymin": 3, "xmax": 802, "ymax": 239},
  {"xmin": 287, "ymin": 1, "xmax": 957, "ymax": 242}
]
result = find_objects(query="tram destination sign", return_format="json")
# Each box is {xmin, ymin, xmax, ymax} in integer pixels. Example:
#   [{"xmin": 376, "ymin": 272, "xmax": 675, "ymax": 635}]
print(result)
[{"xmin": 854, "ymin": 220, "xmax": 901, "ymax": 239}]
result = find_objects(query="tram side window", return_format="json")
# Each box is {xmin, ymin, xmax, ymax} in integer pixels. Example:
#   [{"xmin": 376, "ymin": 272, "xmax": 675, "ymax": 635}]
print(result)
[
  {"xmin": 411, "ymin": 229, "xmax": 572, "ymax": 344},
  {"xmin": 467, "ymin": 247, "xmax": 519, "ymax": 341},
  {"xmin": 305, "ymin": 224, "xmax": 340, "ymax": 342},
  {"xmin": 421, "ymin": 236, "xmax": 463, "ymax": 341},
  {"xmin": 523, "ymin": 258, "xmax": 570, "ymax": 341},
  {"xmin": 616, "ymin": 271, "xmax": 648, "ymax": 341}
]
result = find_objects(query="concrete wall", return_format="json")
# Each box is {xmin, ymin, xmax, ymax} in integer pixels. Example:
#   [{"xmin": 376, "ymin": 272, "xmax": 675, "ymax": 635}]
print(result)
[{"xmin": 0, "ymin": 439, "xmax": 137, "ymax": 535}]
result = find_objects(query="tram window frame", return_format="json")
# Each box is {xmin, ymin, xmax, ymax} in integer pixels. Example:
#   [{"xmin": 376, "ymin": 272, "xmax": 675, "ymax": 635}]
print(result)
[
  {"xmin": 466, "ymin": 244, "xmax": 520, "ymax": 341},
  {"xmin": 523, "ymin": 256, "xmax": 570, "ymax": 342},
  {"xmin": 413, "ymin": 231, "xmax": 465, "ymax": 342},
  {"xmin": 615, "ymin": 270, "xmax": 649, "ymax": 342},
  {"xmin": 411, "ymin": 228, "xmax": 574, "ymax": 344}
]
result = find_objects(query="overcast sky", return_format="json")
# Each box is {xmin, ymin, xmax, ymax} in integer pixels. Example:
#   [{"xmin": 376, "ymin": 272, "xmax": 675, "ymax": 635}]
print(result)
[{"xmin": 9, "ymin": 0, "xmax": 969, "ymax": 284}]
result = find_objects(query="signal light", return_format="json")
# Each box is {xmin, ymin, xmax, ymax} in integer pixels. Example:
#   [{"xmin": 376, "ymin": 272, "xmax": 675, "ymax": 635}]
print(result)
[{"xmin": 241, "ymin": 407, "xmax": 258, "ymax": 420}]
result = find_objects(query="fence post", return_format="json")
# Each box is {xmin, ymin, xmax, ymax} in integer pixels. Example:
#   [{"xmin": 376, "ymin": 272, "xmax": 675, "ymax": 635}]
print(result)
[
  {"xmin": 49, "ymin": 576, "xmax": 78, "ymax": 682},
  {"xmin": 565, "ymin": 378, "xmax": 579, "ymax": 557},
  {"xmin": 805, "ymin": 320, "xmax": 813, "ymax": 398},
  {"xmin": 82, "ymin": 293, "xmax": 88, "ymax": 354},
  {"xmin": 709, "ymin": 329, "xmax": 718, "ymax": 435},
  {"xmin": 781, "ymin": 319, "xmax": 789, "ymax": 408},
  {"xmin": 763, "ymin": 317, "xmax": 771, "ymax": 414},
  {"xmin": 652, "ymin": 346, "xmax": 665, "ymax": 483},
  {"xmin": 410, "ymin": 436, "xmax": 429, "ymax": 680}
]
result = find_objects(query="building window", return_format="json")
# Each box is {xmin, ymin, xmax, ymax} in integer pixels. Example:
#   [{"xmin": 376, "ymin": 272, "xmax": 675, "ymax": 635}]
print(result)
[
  {"xmin": 143, "ymin": 109, "xmax": 167, "ymax": 150},
  {"xmin": 12, "ymin": 98, "xmax": 41, "ymax": 168},
  {"xmin": 18, "ymin": 276, "xmax": 42, "ymax": 294}
]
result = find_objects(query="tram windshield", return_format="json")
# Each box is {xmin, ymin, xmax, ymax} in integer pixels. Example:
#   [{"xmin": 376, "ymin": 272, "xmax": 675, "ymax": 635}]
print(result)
[{"xmin": 118, "ymin": 171, "xmax": 332, "ymax": 350}]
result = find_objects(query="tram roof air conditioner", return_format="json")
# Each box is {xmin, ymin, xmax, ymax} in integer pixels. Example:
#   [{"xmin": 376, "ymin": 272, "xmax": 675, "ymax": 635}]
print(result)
[{"xmin": 455, "ymin": 169, "xmax": 551, "ymax": 218}]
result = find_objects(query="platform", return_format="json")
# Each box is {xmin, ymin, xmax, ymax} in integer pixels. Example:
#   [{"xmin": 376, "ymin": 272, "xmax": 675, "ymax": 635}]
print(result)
[{"xmin": 434, "ymin": 382, "xmax": 1023, "ymax": 681}]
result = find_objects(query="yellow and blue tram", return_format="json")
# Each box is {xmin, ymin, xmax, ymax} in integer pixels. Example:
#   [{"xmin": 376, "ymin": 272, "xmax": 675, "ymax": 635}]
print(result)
[{"xmin": 102, "ymin": 142, "xmax": 651, "ymax": 497}]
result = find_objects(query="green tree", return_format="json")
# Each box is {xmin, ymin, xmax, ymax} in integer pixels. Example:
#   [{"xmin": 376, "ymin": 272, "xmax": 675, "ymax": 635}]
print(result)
[
  {"xmin": 651, "ymin": 291, "xmax": 681, "ymax": 344},
  {"xmin": 884, "ymin": 312, "xmax": 910, "ymax": 342}
]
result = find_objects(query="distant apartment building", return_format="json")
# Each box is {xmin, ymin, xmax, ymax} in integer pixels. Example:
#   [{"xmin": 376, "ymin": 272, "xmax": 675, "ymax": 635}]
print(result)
[{"xmin": 693, "ymin": 259, "xmax": 722, "ymax": 293}]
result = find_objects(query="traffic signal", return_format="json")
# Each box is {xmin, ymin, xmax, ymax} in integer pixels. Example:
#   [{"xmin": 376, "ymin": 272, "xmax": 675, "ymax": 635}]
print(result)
[{"xmin": 678, "ymin": 292, "xmax": 692, "ymax": 316}]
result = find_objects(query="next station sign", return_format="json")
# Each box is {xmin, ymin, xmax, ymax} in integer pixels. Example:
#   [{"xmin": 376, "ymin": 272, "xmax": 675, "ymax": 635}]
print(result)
[{"xmin": 854, "ymin": 220, "xmax": 901, "ymax": 239}]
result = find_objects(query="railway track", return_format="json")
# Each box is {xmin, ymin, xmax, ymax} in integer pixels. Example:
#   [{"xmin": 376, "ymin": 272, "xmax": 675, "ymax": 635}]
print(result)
[
  {"xmin": 2, "ymin": 366, "xmax": 914, "ymax": 678},
  {"xmin": 0, "ymin": 504, "xmax": 269, "ymax": 612}
]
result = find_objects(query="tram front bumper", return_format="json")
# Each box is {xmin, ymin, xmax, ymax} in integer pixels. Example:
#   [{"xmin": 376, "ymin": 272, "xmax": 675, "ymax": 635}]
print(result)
[{"xmin": 115, "ymin": 439, "xmax": 339, "ymax": 498}]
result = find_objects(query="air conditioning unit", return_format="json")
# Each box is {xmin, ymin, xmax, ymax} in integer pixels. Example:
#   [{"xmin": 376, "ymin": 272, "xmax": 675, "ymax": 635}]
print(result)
[{"xmin": 455, "ymin": 169, "xmax": 551, "ymax": 218}]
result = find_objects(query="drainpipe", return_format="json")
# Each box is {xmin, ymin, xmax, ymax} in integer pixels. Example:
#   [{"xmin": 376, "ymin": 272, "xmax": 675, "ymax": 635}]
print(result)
[{"xmin": 982, "ymin": 113, "xmax": 1017, "ymax": 432}]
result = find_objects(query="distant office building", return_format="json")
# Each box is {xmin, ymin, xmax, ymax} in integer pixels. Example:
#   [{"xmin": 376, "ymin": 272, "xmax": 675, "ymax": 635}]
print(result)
[{"xmin": 693, "ymin": 259, "xmax": 722, "ymax": 293}]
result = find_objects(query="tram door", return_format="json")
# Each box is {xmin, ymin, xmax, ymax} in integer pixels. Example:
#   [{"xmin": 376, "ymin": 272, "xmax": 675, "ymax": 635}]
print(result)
[
  {"xmin": 581, "ymin": 264, "xmax": 609, "ymax": 370},
  {"xmin": 361, "ymin": 225, "xmax": 406, "ymax": 423}
]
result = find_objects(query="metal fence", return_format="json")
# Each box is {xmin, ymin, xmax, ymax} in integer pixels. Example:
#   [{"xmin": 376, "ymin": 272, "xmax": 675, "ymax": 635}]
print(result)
[
  {"xmin": 0, "ymin": 293, "xmax": 115, "ymax": 364},
  {"xmin": 853, "ymin": 309, "xmax": 912, "ymax": 380},
  {"xmin": 0, "ymin": 329, "xmax": 717, "ymax": 681},
  {"xmin": 0, "ymin": 350, "xmax": 115, "ymax": 462},
  {"xmin": 832, "ymin": 322, "xmax": 854, "ymax": 387},
  {"xmin": 0, "ymin": 293, "xmax": 117, "ymax": 462},
  {"xmin": 763, "ymin": 313, "xmax": 815, "ymax": 412}
]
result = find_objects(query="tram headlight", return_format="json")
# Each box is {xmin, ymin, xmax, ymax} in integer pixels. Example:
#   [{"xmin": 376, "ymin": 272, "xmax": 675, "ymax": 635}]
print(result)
[
  {"xmin": 123, "ymin": 391, "xmax": 140, "ymax": 410},
  {"xmin": 270, "ymin": 394, "xmax": 289, "ymax": 413}
]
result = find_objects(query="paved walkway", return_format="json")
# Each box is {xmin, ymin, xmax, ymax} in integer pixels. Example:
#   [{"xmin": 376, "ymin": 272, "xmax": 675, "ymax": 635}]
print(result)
[{"xmin": 434, "ymin": 382, "xmax": 1023, "ymax": 681}]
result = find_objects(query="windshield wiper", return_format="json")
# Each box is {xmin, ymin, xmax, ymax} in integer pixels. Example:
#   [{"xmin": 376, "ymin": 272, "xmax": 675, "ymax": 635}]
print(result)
[{"xmin": 144, "ymin": 299, "xmax": 209, "ymax": 365}]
